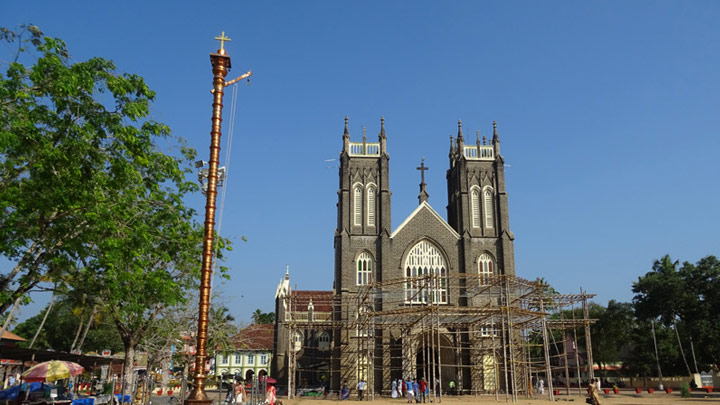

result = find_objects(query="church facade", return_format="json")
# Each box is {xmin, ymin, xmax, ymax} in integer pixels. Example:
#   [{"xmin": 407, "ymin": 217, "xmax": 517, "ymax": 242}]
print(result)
[{"xmin": 273, "ymin": 117, "xmax": 517, "ymax": 395}]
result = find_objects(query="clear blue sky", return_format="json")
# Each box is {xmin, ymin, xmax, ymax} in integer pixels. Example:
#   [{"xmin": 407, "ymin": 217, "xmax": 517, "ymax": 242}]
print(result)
[{"xmin": 3, "ymin": 1, "xmax": 719, "ymax": 325}]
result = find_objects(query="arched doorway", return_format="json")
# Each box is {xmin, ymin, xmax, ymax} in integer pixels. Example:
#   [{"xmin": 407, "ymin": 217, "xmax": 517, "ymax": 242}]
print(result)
[
  {"xmin": 245, "ymin": 369, "xmax": 255, "ymax": 381},
  {"xmin": 258, "ymin": 369, "xmax": 267, "ymax": 378},
  {"xmin": 414, "ymin": 333, "xmax": 456, "ymax": 393}
]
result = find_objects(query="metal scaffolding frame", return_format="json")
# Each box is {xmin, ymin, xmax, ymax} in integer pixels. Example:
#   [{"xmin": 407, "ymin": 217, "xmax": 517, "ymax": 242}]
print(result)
[{"xmin": 281, "ymin": 274, "xmax": 596, "ymax": 402}]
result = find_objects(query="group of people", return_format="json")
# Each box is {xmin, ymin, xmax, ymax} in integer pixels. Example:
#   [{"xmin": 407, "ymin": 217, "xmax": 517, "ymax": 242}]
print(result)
[
  {"xmin": 390, "ymin": 378, "xmax": 431, "ymax": 403},
  {"xmin": 224, "ymin": 380, "xmax": 275, "ymax": 405}
]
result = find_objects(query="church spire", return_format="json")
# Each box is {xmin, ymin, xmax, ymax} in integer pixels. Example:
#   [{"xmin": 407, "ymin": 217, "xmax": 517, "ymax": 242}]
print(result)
[
  {"xmin": 342, "ymin": 116, "xmax": 350, "ymax": 152},
  {"xmin": 456, "ymin": 119, "xmax": 464, "ymax": 151},
  {"xmin": 285, "ymin": 265, "xmax": 290, "ymax": 280},
  {"xmin": 416, "ymin": 157, "xmax": 429, "ymax": 204},
  {"xmin": 379, "ymin": 117, "xmax": 387, "ymax": 155},
  {"xmin": 492, "ymin": 120, "xmax": 500, "ymax": 155}
]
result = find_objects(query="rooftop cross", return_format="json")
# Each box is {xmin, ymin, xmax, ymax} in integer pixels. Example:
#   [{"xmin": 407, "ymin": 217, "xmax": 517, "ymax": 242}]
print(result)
[
  {"xmin": 416, "ymin": 157, "xmax": 429, "ymax": 184},
  {"xmin": 214, "ymin": 31, "xmax": 231, "ymax": 52}
]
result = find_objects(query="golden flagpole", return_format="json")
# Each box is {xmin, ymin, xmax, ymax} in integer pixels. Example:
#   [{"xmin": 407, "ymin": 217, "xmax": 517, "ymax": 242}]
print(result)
[{"xmin": 185, "ymin": 32, "xmax": 250, "ymax": 405}]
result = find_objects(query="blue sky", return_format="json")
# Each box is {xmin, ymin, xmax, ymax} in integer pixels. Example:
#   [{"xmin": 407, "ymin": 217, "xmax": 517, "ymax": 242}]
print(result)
[{"xmin": 3, "ymin": 1, "xmax": 719, "ymax": 325}]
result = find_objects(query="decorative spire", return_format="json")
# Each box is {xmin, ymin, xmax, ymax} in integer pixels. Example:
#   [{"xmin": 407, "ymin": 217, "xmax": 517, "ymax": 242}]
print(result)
[
  {"xmin": 285, "ymin": 265, "xmax": 290, "ymax": 280},
  {"xmin": 362, "ymin": 126, "xmax": 367, "ymax": 143},
  {"xmin": 483, "ymin": 136, "xmax": 487, "ymax": 145},
  {"xmin": 342, "ymin": 116, "xmax": 350, "ymax": 153},
  {"xmin": 492, "ymin": 120, "xmax": 500, "ymax": 156},
  {"xmin": 457, "ymin": 119, "xmax": 464, "ymax": 142},
  {"xmin": 416, "ymin": 157, "xmax": 429, "ymax": 204},
  {"xmin": 379, "ymin": 117, "xmax": 387, "ymax": 154}
]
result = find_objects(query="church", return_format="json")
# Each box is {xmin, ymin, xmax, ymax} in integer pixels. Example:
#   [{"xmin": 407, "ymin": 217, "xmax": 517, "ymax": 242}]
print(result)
[{"xmin": 273, "ymin": 117, "xmax": 532, "ymax": 397}]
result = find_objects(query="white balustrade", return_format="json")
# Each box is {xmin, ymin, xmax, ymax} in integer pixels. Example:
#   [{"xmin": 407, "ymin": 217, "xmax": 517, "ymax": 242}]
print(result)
[
  {"xmin": 349, "ymin": 142, "xmax": 380, "ymax": 157},
  {"xmin": 464, "ymin": 145, "xmax": 494, "ymax": 160}
]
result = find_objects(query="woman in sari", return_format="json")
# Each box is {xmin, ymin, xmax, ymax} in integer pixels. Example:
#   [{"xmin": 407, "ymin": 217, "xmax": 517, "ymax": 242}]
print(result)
[
  {"xmin": 265, "ymin": 384, "xmax": 276, "ymax": 405},
  {"xmin": 391, "ymin": 380, "xmax": 398, "ymax": 399},
  {"xmin": 340, "ymin": 381, "xmax": 350, "ymax": 400},
  {"xmin": 587, "ymin": 379, "xmax": 601, "ymax": 405}
]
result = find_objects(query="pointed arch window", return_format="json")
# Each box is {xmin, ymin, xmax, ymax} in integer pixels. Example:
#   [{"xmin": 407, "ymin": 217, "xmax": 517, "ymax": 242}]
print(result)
[
  {"xmin": 471, "ymin": 187, "xmax": 481, "ymax": 228},
  {"xmin": 353, "ymin": 184, "xmax": 363, "ymax": 226},
  {"xmin": 366, "ymin": 185, "xmax": 376, "ymax": 226},
  {"xmin": 478, "ymin": 253, "xmax": 495, "ymax": 285},
  {"xmin": 404, "ymin": 240, "xmax": 448, "ymax": 304},
  {"xmin": 483, "ymin": 187, "xmax": 494, "ymax": 228},
  {"xmin": 356, "ymin": 252, "xmax": 374, "ymax": 286}
]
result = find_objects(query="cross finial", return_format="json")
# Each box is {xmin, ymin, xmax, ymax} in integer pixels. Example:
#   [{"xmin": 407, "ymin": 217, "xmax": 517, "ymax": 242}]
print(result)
[
  {"xmin": 416, "ymin": 157, "xmax": 429, "ymax": 184},
  {"xmin": 214, "ymin": 31, "xmax": 231, "ymax": 54},
  {"xmin": 416, "ymin": 157, "xmax": 430, "ymax": 204}
]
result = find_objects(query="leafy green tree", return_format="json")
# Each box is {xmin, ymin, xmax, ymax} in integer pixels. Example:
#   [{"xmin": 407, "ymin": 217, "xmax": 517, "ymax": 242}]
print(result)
[
  {"xmin": 592, "ymin": 300, "xmax": 634, "ymax": 372},
  {"xmin": 251, "ymin": 309, "xmax": 275, "ymax": 324},
  {"xmin": 12, "ymin": 298, "xmax": 123, "ymax": 352},
  {"xmin": 1, "ymin": 26, "xmax": 232, "ymax": 396}
]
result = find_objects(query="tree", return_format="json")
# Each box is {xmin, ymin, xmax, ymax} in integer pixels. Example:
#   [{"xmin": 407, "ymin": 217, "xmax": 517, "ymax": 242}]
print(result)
[
  {"xmin": 251, "ymin": 309, "xmax": 275, "ymax": 324},
  {"xmin": 1, "ymin": 24, "xmax": 182, "ymax": 314},
  {"xmin": 1, "ymin": 26, "xmax": 232, "ymax": 396}
]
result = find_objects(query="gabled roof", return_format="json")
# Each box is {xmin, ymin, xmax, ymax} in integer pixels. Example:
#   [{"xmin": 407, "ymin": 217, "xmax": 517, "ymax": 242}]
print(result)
[
  {"xmin": 232, "ymin": 324, "xmax": 273, "ymax": 351},
  {"xmin": 291, "ymin": 290, "xmax": 333, "ymax": 312},
  {"xmin": 390, "ymin": 201, "xmax": 460, "ymax": 239}
]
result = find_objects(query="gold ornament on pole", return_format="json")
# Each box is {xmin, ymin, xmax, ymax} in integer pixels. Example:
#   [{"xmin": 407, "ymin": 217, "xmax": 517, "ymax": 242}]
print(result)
[{"xmin": 185, "ymin": 32, "xmax": 251, "ymax": 405}]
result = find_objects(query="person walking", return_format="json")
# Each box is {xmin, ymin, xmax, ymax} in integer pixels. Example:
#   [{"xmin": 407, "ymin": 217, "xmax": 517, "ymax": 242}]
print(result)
[
  {"xmin": 357, "ymin": 379, "xmax": 366, "ymax": 401},
  {"xmin": 405, "ymin": 379, "xmax": 414, "ymax": 403},
  {"xmin": 587, "ymin": 379, "xmax": 601, "ymax": 405},
  {"xmin": 412, "ymin": 379, "xmax": 419, "ymax": 403},
  {"xmin": 391, "ymin": 380, "xmax": 398, "ymax": 399},
  {"xmin": 418, "ymin": 379, "xmax": 427, "ymax": 403}
]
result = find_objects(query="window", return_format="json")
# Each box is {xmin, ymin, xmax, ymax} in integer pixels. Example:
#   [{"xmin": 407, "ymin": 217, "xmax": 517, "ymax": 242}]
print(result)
[
  {"xmin": 318, "ymin": 332, "xmax": 330, "ymax": 351},
  {"xmin": 404, "ymin": 240, "xmax": 448, "ymax": 304},
  {"xmin": 293, "ymin": 331, "xmax": 303, "ymax": 352},
  {"xmin": 366, "ymin": 185, "xmax": 376, "ymax": 226},
  {"xmin": 308, "ymin": 299, "xmax": 314, "ymax": 322},
  {"xmin": 356, "ymin": 252, "xmax": 373, "ymax": 285},
  {"xmin": 247, "ymin": 354, "xmax": 255, "ymax": 365},
  {"xmin": 484, "ymin": 187, "xmax": 494, "ymax": 228},
  {"xmin": 478, "ymin": 253, "xmax": 494, "ymax": 285},
  {"xmin": 260, "ymin": 354, "xmax": 268, "ymax": 365},
  {"xmin": 353, "ymin": 184, "xmax": 363, "ymax": 226},
  {"xmin": 220, "ymin": 355, "xmax": 229, "ymax": 365},
  {"xmin": 481, "ymin": 326, "xmax": 498, "ymax": 337},
  {"xmin": 471, "ymin": 187, "xmax": 480, "ymax": 228},
  {"xmin": 234, "ymin": 354, "xmax": 241, "ymax": 364}
]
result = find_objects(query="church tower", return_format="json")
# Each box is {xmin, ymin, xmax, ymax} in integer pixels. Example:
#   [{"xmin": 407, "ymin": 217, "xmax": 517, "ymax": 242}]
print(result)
[
  {"xmin": 446, "ymin": 120, "xmax": 515, "ymax": 279},
  {"xmin": 334, "ymin": 117, "xmax": 391, "ymax": 294}
]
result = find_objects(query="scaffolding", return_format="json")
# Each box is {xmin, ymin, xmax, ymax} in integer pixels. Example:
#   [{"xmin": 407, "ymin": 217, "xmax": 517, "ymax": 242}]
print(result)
[{"xmin": 281, "ymin": 274, "xmax": 596, "ymax": 402}]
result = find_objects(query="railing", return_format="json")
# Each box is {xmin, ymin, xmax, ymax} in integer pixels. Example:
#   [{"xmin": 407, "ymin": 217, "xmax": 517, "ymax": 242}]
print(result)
[
  {"xmin": 464, "ymin": 145, "xmax": 495, "ymax": 160},
  {"xmin": 349, "ymin": 142, "xmax": 380, "ymax": 157},
  {"xmin": 292, "ymin": 312, "xmax": 333, "ymax": 322}
]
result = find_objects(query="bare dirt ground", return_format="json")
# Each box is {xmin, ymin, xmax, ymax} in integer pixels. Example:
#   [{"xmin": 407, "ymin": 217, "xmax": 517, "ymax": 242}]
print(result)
[{"xmin": 277, "ymin": 391, "xmax": 720, "ymax": 405}]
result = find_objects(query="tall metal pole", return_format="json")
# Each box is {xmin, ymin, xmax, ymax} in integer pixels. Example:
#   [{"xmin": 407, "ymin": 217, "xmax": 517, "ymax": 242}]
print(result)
[{"xmin": 186, "ymin": 33, "xmax": 231, "ymax": 405}]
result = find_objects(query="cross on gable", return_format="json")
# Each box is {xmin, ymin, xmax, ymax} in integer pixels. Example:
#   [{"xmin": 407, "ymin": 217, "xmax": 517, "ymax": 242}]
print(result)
[{"xmin": 416, "ymin": 157, "xmax": 429, "ymax": 184}]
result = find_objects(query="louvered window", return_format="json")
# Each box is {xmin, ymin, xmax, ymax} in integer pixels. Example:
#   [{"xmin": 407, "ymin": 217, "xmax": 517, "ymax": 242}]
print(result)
[
  {"xmin": 471, "ymin": 188, "xmax": 480, "ymax": 227},
  {"xmin": 367, "ymin": 186, "xmax": 376, "ymax": 226},
  {"xmin": 484, "ymin": 188, "xmax": 494, "ymax": 228},
  {"xmin": 353, "ymin": 185, "xmax": 363, "ymax": 226}
]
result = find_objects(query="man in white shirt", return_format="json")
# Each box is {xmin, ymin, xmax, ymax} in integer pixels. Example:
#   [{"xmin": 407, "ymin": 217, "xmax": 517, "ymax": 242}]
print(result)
[{"xmin": 357, "ymin": 379, "xmax": 366, "ymax": 400}]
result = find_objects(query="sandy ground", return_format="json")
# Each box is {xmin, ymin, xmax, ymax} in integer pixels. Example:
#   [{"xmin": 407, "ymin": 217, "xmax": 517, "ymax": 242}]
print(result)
[{"xmin": 273, "ymin": 392, "xmax": 720, "ymax": 405}]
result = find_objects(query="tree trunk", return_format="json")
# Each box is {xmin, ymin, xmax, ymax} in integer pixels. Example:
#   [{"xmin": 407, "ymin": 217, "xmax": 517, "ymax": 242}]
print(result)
[
  {"xmin": 75, "ymin": 305, "xmax": 97, "ymax": 353},
  {"xmin": 29, "ymin": 292, "xmax": 55, "ymax": 348},
  {"xmin": 0, "ymin": 296, "xmax": 22, "ymax": 340},
  {"xmin": 122, "ymin": 344, "xmax": 136, "ymax": 398},
  {"xmin": 673, "ymin": 317, "xmax": 692, "ymax": 376},
  {"xmin": 70, "ymin": 308, "xmax": 86, "ymax": 353}
]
